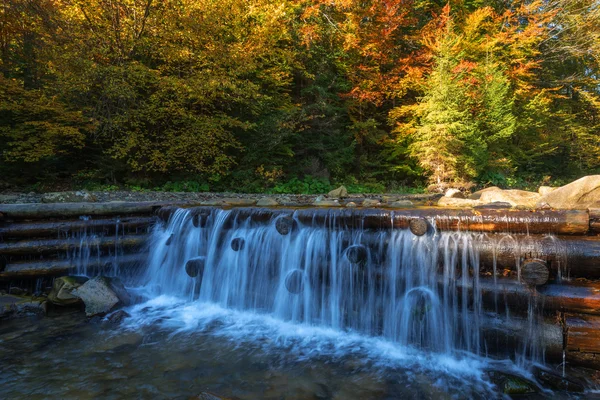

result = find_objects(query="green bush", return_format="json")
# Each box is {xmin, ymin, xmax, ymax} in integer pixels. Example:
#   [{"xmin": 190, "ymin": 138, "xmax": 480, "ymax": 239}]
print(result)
[
  {"xmin": 270, "ymin": 176, "xmax": 331, "ymax": 194},
  {"xmin": 161, "ymin": 180, "xmax": 210, "ymax": 192}
]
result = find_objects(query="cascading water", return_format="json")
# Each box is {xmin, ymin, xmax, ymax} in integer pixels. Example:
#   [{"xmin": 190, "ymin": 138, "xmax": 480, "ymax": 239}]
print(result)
[{"xmin": 136, "ymin": 207, "xmax": 544, "ymax": 366}]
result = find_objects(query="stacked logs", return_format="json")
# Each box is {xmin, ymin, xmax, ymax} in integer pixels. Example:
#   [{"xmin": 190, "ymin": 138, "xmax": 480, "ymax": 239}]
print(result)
[
  {"xmin": 165, "ymin": 205, "xmax": 600, "ymax": 370},
  {"xmin": 0, "ymin": 202, "xmax": 176, "ymax": 279},
  {"xmin": 3, "ymin": 201, "xmax": 600, "ymax": 371}
]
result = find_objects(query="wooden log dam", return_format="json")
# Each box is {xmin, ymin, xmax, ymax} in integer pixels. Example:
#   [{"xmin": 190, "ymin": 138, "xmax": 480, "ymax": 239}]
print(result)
[{"xmin": 2, "ymin": 201, "xmax": 600, "ymax": 372}]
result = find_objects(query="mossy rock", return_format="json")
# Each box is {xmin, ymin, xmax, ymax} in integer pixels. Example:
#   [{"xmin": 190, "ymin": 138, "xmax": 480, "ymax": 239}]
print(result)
[{"xmin": 48, "ymin": 276, "xmax": 88, "ymax": 306}]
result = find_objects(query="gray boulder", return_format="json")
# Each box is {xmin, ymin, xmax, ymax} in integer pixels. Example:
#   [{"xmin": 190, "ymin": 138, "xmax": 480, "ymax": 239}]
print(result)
[
  {"xmin": 41, "ymin": 191, "xmax": 96, "ymax": 203},
  {"xmin": 327, "ymin": 185, "xmax": 348, "ymax": 199},
  {"xmin": 48, "ymin": 276, "xmax": 88, "ymax": 306},
  {"xmin": 72, "ymin": 276, "xmax": 131, "ymax": 317},
  {"xmin": 479, "ymin": 189, "xmax": 540, "ymax": 208},
  {"xmin": 223, "ymin": 198, "xmax": 256, "ymax": 206},
  {"xmin": 536, "ymin": 175, "xmax": 600, "ymax": 209},
  {"xmin": 256, "ymin": 197, "xmax": 279, "ymax": 207},
  {"xmin": 362, "ymin": 199, "xmax": 381, "ymax": 207},
  {"xmin": 388, "ymin": 200, "xmax": 414, "ymax": 208}
]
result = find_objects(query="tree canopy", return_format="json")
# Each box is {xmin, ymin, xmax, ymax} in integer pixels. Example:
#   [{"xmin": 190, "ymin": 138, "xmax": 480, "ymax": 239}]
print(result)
[{"xmin": 1, "ymin": 0, "xmax": 599, "ymax": 192}]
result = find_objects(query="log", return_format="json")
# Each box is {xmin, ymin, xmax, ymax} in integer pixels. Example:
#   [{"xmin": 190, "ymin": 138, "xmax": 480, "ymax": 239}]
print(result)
[
  {"xmin": 185, "ymin": 257, "xmax": 205, "ymax": 278},
  {"xmin": 231, "ymin": 237, "xmax": 245, "ymax": 251},
  {"xmin": 0, "ymin": 234, "xmax": 148, "ymax": 256},
  {"xmin": 0, "ymin": 201, "xmax": 195, "ymax": 220},
  {"xmin": 153, "ymin": 208, "xmax": 600, "ymax": 278},
  {"xmin": 475, "ymin": 235, "xmax": 600, "ymax": 279},
  {"xmin": 565, "ymin": 313, "xmax": 600, "ymax": 370},
  {"xmin": 0, "ymin": 254, "xmax": 146, "ymax": 278},
  {"xmin": 463, "ymin": 277, "xmax": 600, "ymax": 316},
  {"xmin": 521, "ymin": 259, "xmax": 550, "ymax": 286},
  {"xmin": 157, "ymin": 207, "xmax": 590, "ymax": 235},
  {"xmin": 409, "ymin": 218, "xmax": 429, "ymax": 236},
  {"xmin": 284, "ymin": 269, "xmax": 304, "ymax": 294},
  {"xmin": 0, "ymin": 216, "xmax": 156, "ymax": 239}
]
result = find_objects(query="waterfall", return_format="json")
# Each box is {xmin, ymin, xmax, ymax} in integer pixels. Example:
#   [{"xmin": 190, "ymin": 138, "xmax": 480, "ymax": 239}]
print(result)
[{"xmin": 139, "ymin": 207, "xmax": 544, "ymax": 364}]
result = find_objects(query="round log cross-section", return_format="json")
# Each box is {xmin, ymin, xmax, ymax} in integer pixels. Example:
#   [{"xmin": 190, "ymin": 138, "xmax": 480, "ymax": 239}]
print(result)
[
  {"xmin": 285, "ymin": 269, "xmax": 304, "ymax": 294},
  {"xmin": 521, "ymin": 259, "xmax": 550, "ymax": 286},
  {"xmin": 346, "ymin": 245, "xmax": 368, "ymax": 264},
  {"xmin": 231, "ymin": 237, "xmax": 245, "ymax": 251},
  {"xmin": 409, "ymin": 218, "xmax": 429, "ymax": 236},
  {"xmin": 191, "ymin": 209, "xmax": 211, "ymax": 228},
  {"xmin": 275, "ymin": 216, "xmax": 294, "ymax": 235},
  {"xmin": 185, "ymin": 257, "xmax": 205, "ymax": 278}
]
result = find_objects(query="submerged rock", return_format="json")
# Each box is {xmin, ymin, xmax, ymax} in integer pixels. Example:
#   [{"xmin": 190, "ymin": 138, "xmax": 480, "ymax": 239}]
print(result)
[
  {"xmin": 0, "ymin": 294, "xmax": 47, "ymax": 318},
  {"xmin": 48, "ymin": 276, "xmax": 88, "ymax": 306},
  {"xmin": 327, "ymin": 185, "xmax": 348, "ymax": 199},
  {"xmin": 536, "ymin": 175, "xmax": 600, "ymax": 209},
  {"xmin": 533, "ymin": 367, "xmax": 584, "ymax": 392},
  {"xmin": 106, "ymin": 309, "xmax": 131, "ymax": 324},
  {"xmin": 195, "ymin": 392, "xmax": 231, "ymax": 400},
  {"xmin": 41, "ymin": 190, "xmax": 96, "ymax": 203},
  {"xmin": 71, "ymin": 276, "xmax": 131, "ymax": 317},
  {"xmin": 489, "ymin": 372, "xmax": 538, "ymax": 395}
]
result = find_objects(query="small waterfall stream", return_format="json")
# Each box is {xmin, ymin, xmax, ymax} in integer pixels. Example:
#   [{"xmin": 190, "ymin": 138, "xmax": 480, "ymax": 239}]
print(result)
[{"xmin": 137, "ymin": 207, "xmax": 545, "ymax": 366}]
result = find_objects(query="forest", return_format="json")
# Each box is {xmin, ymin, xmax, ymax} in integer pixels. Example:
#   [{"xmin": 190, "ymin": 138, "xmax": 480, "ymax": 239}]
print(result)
[{"xmin": 1, "ymin": 0, "xmax": 599, "ymax": 193}]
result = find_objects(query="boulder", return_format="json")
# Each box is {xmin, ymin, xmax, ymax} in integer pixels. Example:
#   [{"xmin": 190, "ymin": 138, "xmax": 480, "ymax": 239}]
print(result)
[
  {"xmin": 0, "ymin": 294, "xmax": 47, "ymax": 318},
  {"xmin": 223, "ymin": 198, "xmax": 256, "ymax": 206},
  {"xmin": 48, "ymin": 276, "xmax": 88, "ymax": 306},
  {"xmin": 479, "ymin": 189, "xmax": 540, "ymax": 208},
  {"xmin": 437, "ymin": 197, "xmax": 482, "ymax": 208},
  {"xmin": 468, "ymin": 186, "xmax": 500, "ymax": 200},
  {"xmin": 327, "ymin": 185, "xmax": 348, "ymax": 199},
  {"xmin": 388, "ymin": 200, "xmax": 414, "ymax": 208},
  {"xmin": 41, "ymin": 191, "xmax": 96, "ymax": 203},
  {"xmin": 106, "ymin": 309, "xmax": 131, "ymax": 324},
  {"xmin": 346, "ymin": 202, "xmax": 357, "ymax": 208},
  {"xmin": 474, "ymin": 202, "xmax": 512, "ymax": 210},
  {"xmin": 0, "ymin": 194, "xmax": 19, "ymax": 203},
  {"xmin": 444, "ymin": 188, "xmax": 464, "ymax": 199},
  {"xmin": 362, "ymin": 199, "xmax": 381, "ymax": 207},
  {"xmin": 71, "ymin": 276, "xmax": 131, "ymax": 317},
  {"xmin": 538, "ymin": 186, "xmax": 556, "ymax": 196},
  {"xmin": 536, "ymin": 175, "xmax": 600, "ymax": 209},
  {"xmin": 256, "ymin": 197, "xmax": 279, "ymax": 207},
  {"xmin": 313, "ymin": 199, "xmax": 340, "ymax": 207},
  {"xmin": 200, "ymin": 199, "xmax": 225, "ymax": 206}
]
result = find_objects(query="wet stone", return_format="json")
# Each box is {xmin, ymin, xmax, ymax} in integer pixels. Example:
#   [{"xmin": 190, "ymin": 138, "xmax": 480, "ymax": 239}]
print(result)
[{"xmin": 107, "ymin": 310, "xmax": 131, "ymax": 324}]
